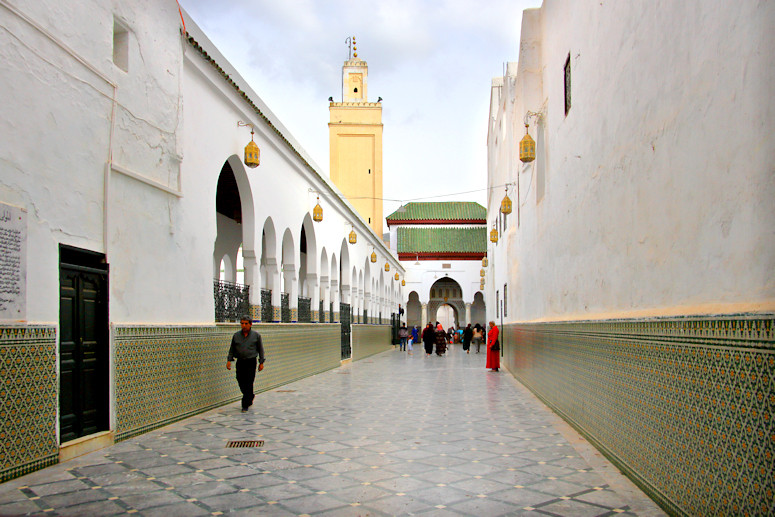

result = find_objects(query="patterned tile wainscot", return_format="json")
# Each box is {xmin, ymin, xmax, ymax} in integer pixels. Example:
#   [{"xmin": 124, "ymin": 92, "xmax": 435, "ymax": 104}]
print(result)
[
  {"xmin": 0, "ymin": 325, "xmax": 58, "ymax": 482},
  {"xmin": 502, "ymin": 315, "xmax": 774, "ymax": 516},
  {"xmin": 352, "ymin": 324, "xmax": 392, "ymax": 361},
  {"xmin": 114, "ymin": 324, "xmax": 341, "ymax": 442}
]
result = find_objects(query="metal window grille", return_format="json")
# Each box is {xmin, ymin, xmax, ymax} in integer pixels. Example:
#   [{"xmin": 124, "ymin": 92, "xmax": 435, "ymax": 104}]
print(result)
[
  {"xmin": 330, "ymin": 301, "xmax": 334, "ymax": 323},
  {"xmin": 214, "ymin": 280, "xmax": 249, "ymax": 322},
  {"xmin": 281, "ymin": 292, "xmax": 290, "ymax": 322},
  {"xmin": 261, "ymin": 288, "xmax": 272, "ymax": 322},
  {"xmin": 496, "ymin": 290, "xmax": 500, "ymax": 318},
  {"xmin": 504, "ymin": 284, "xmax": 507, "ymax": 317},
  {"xmin": 319, "ymin": 299, "xmax": 324, "ymax": 322},
  {"xmin": 298, "ymin": 296, "xmax": 311, "ymax": 322},
  {"xmin": 363, "ymin": 309, "xmax": 368, "ymax": 324},
  {"xmin": 564, "ymin": 53, "xmax": 571, "ymax": 115},
  {"xmin": 340, "ymin": 302, "xmax": 351, "ymax": 359}
]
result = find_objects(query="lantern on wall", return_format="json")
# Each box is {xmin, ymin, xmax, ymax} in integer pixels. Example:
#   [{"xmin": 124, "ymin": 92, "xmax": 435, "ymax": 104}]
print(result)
[
  {"xmin": 394, "ymin": 272, "xmax": 399, "ymax": 281},
  {"xmin": 384, "ymin": 262, "xmax": 390, "ymax": 272},
  {"xmin": 500, "ymin": 186, "xmax": 512, "ymax": 215},
  {"xmin": 490, "ymin": 226, "xmax": 499, "ymax": 243},
  {"xmin": 370, "ymin": 250, "xmax": 377, "ymax": 263},
  {"xmin": 312, "ymin": 195, "xmax": 323, "ymax": 222},
  {"xmin": 519, "ymin": 123, "xmax": 536, "ymax": 163},
  {"xmin": 401, "ymin": 279, "xmax": 405, "ymax": 286},
  {"xmin": 349, "ymin": 228, "xmax": 357, "ymax": 244},
  {"xmin": 482, "ymin": 256, "xmax": 488, "ymax": 267},
  {"xmin": 238, "ymin": 122, "xmax": 260, "ymax": 168}
]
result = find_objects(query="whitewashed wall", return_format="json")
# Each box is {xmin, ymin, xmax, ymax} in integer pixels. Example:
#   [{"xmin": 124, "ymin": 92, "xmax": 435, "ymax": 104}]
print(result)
[
  {"xmin": 0, "ymin": 0, "xmax": 404, "ymax": 326},
  {"xmin": 487, "ymin": 0, "xmax": 775, "ymax": 323}
]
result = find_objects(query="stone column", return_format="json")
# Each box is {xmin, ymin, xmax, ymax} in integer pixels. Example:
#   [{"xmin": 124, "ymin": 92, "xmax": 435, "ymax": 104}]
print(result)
[
  {"xmin": 421, "ymin": 303, "xmax": 428, "ymax": 326},
  {"xmin": 283, "ymin": 264, "xmax": 297, "ymax": 322},
  {"xmin": 465, "ymin": 303, "xmax": 472, "ymax": 326},
  {"xmin": 319, "ymin": 275, "xmax": 329, "ymax": 322},
  {"xmin": 242, "ymin": 250, "xmax": 260, "ymax": 321},
  {"xmin": 306, "ymin": 273, "xmax": 318, "ymax": 322},
  {"xmin": 330, "ymin": 279, "xmax": 340, "ymax": 322},
  {"xmin": 265, "ymin": 257, "xmax": 281, "ymax": 322}
]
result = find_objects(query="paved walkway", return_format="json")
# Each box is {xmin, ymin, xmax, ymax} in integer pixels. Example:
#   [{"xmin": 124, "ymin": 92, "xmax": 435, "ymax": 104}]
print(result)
[{"xmin": 0, "ymin": 344, "xmax": 665, "ymax": 516}]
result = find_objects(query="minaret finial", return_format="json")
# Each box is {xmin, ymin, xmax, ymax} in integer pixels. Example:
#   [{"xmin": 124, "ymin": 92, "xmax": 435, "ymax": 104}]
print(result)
[
  {"xmin": 345, "ymin": 36, "xmax": 352, "ymax": 60},
  {"xmin": 353, "ymin": 36, "xmax": 357, "ymax": 58}
]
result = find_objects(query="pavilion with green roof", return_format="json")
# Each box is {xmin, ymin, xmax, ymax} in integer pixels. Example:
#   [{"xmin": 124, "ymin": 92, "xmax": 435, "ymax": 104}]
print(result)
[{"xmin": 386, "ymin": 202, "xmax": 487, "ymax": 328}]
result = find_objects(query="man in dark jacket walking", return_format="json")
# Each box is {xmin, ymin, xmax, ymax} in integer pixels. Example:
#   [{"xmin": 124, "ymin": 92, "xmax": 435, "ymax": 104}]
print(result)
[{"xmin": 227, "ymin": 316, "xmax": 265, "ymax": 412}]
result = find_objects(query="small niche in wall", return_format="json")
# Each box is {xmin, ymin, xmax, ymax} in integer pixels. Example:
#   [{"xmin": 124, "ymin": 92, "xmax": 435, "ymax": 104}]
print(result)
[{"xmin": 113, "ymin": 18, "xmax": 129, "ymax": 72}]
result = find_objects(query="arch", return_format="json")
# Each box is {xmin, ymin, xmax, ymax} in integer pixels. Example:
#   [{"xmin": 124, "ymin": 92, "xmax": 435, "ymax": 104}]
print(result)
[
  {"xmin": 471, "ymin": 291, "xmax": 487, "ymax": 328},
  {"xmin": 281, "ymin": 228, "xmax": 295, "ymax": 296},
  {"xmin": 218, "ymin": 254, "xmax": 235, "ymax": 283},
  {"xmin": 435, "ymin": 303, "xmax": 459, "ymax": 329},
  {"xmin": 427, "ymin": 277, "xmax": 466, "ymax": 328},
  {"xmin": 407, "ymin": 290, "xmax": 422, "ymax": 327},
  {"xmin": 339, "ymin": 239, "xmax": 350, "ymax": 288}
]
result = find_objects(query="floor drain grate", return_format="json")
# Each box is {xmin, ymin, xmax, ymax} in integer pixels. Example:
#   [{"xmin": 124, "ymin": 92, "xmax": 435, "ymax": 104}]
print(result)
[{"xmin": 226, "ymin": 440, "xmax": 264, "ymax": 448}]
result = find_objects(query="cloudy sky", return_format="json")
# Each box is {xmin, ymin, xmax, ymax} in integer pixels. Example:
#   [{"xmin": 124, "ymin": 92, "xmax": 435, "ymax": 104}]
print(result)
[{"xmin": 181, "ymin": 0, "xmax": 541, "ymax": 231}]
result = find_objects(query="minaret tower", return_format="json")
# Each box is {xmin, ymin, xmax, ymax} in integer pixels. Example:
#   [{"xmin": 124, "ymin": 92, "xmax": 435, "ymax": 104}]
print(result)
[{"xmin": 329, "ymin": 37, "xmax": 383, "ymax": 237}]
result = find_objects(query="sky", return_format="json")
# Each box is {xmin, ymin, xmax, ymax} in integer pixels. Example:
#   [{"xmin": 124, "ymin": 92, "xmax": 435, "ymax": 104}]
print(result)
[{"xmin": 181, "ymin": 0, "xmax": 542, "ymax": 232}]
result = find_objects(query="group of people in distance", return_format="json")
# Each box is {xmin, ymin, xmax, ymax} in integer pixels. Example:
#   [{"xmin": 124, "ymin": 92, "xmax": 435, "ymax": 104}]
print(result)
[{"xmin": 397, "ymin": 320, "xmax": 501, "ymax": 371}]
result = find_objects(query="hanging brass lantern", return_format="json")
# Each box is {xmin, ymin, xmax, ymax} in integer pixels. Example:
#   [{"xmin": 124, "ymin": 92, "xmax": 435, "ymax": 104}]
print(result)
[
  {"xmin": 480, "ymin": 269, "xmax": 485, "ymax": 277},
  {"xmin": 490, "ymin": 226, "xmax": 499, "ymax": 243},
  {"xmin": 480, "ymin": 280, "xmax": 485, "ymax": 289},
  {"xmin": 401, "ymin": 279, "xmax": 405, "ymax": 286},
  {"xmin": 370, "ymin": 250, "xmax": 377, "ymax": 263},
  {"xmin": 482, "ymin": 256, "xmax": 488, "ymax": 267},
  {"xmin": 349, "ymin": 228, "xmax": 357, "ymax": 244},
  {"xmin": 312, "ymin": 195, "xmax": 323, "ymax": 222},
  {"xmin": 519, "ymin": 123, "xmax": 536, "ymax": 163},
  {"xmin": 244, "ymin": 128, "xmax": 260, "ymax": 168},
  {"xmin": 501, "ymin": 186, "xmax": 512, "ymax": 215},
  {"xmin": 385, "ymin": 262, "xmax": 390, "ymax": 272},
  {"xmin": 394, "ymin": 272, "xmax": 399, "ymax": 281}
]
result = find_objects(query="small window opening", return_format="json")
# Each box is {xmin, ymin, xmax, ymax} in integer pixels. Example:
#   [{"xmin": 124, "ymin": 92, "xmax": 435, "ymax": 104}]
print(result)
[
  {"xmin": 354, "ymin": 87, "xmax": 358, "ymax": 93},
  {"xmin": 368, "ymin": 169, "xmax": 371, "ymax": 175},
  {"xmin": 113, "ymin": 18, "xmax": 129, "ymax": 72},
  {"xmin": 368, "ymin": 217, "xmax": 371, "ymax": 223}
]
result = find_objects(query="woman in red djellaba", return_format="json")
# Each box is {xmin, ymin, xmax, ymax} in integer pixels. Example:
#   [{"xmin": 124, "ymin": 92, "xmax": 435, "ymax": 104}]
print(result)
[{"xmin": 486, "ymin": 320, "xmax": 500, "ymax": 371}]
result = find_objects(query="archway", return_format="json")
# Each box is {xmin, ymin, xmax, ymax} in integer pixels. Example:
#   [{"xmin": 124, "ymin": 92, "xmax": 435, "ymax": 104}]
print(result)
[
  {"xmin": 213, "ymin": 157, "xmax": 255, "ymax": 322},
  {"xmin": 406, "ymin": 291, "xmax": 422, "ymax": 327},
  {"xmin": 427, "ymin": 277, "xmax": 465, "ymax": 328},
  {"xmin": 435, "ymin": 303, "xmax": 458, "ymax": 330},
  {"xmin": 471, "ymin": 291, "xmax": 487, "ymax": 328}
]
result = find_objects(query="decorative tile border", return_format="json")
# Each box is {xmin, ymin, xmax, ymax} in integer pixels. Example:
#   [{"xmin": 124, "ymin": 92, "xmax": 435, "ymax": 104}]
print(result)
[
  {"xmin": 352, "ymin": 325, "xmax": 392, "ymax": 362},
  {"xmin": 114, "ymin": 324, "xmax": 340, "ymax": 442},
  {"xmin": 0, "ymin": 325, "xmax": 58, "ymax": 483},
  {"xmin": 502, "ymin": 314, "xmax": 774, "ymax": 516}
]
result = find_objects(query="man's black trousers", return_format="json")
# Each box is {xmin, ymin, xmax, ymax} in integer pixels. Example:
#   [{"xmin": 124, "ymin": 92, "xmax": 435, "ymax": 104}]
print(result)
[{"xmin": 235, "ymin": 357, "xmax": 257, "ymax": 409}]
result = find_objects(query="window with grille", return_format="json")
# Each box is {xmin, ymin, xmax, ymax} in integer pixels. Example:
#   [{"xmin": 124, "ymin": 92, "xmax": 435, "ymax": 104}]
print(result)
[
  {"xmin": 564, "ymin": 53, "xmax": 571, "ymax": 116},
  {"xmin": 503, "ymin": 284, "xmax": 507, "ymax": 317}
]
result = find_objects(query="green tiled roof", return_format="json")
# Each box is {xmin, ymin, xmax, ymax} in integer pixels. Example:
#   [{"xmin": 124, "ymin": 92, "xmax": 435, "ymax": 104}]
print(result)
[
  {"xmin": 397, "ymin": 227, "xmax": 487, "ymax": 254},
  {"xmin": 386, "ymin": 202, "xmax": 486, "ymax": 222}
]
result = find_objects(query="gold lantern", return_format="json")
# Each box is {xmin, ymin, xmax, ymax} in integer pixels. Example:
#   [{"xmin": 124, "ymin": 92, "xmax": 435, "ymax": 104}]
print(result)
[
  {"xmin": 385, "ymin": 262, "xmax": 390, "ymax": 272},
  {"xmin": 394, "ymin": 272, "xmax": 399, "ymax": 281},
  {"xmin": 370, "ymin": 250, "xmax": 377, "ymax": 263},
  {"xmin": 312, "ymin": 195, "xmax": 323, "ymax": 222},
  {"xmin": 519, "ymin": 123, "xmax": 536, "ymax": 163},
  {"xmin": 349, "ymin": 228, "xmax": 357, "ymax": 244},
  {"xmin": 482, "ymin": 256, "xmax": 488, "ymax": 267},
  {"xmin": 490, "ymin": 226, "xmax": 499, "ymax": 243},
  {"xmin": 501, "ymin": 187, "xmax": 512, "ymax": 215},
  {"xmin": 401, "ymin": 279, "xmax": 405, "ymax": 286},
  {"xmin": 239, "ymin": 121, "xmax": 260, "ymax": 168},
  {"xmin": 480, "ymin": 280, "xmax": 485, "ymax": 289},
  {"xmin": 480, "ymin": 269, "xmax": 485, "ymax": 277}
]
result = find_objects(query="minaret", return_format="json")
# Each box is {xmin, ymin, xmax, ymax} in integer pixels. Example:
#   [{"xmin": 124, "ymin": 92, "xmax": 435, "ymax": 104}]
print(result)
[{"xmin": 329, "ymin": 37, "xmax": 383, "ymax": 237}]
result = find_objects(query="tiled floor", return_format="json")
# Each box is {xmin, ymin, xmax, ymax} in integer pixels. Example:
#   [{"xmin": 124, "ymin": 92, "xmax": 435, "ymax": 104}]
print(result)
[{"xmin": 0, "ymin": 344, "xmax": 666, "ymax": 516}]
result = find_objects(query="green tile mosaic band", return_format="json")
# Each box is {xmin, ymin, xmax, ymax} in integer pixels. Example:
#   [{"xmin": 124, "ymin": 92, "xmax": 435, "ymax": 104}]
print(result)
[
  {"xmin": 114, "ymin": 324, "xmax": 340, "ymax": 442},
  {"xmin": 0, "ymin": 325, "xmax": 58, "ymax": 483},
  {"xmin": 502, "ymin": 315, "xmax": 774, "ymax": 516},
  {"xmin": 352, "ymin": 324, "xmax": 392, "ymax": 361}
]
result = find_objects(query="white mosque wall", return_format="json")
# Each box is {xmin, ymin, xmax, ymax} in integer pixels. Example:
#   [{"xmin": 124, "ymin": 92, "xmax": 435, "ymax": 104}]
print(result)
[
  {"xmin": 486, "ymin": 0, "xmax": 775, "ymax": 323},
  {"xmin": 0, "ymin": 0, "xmax": 404, "ymax": 325}
]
